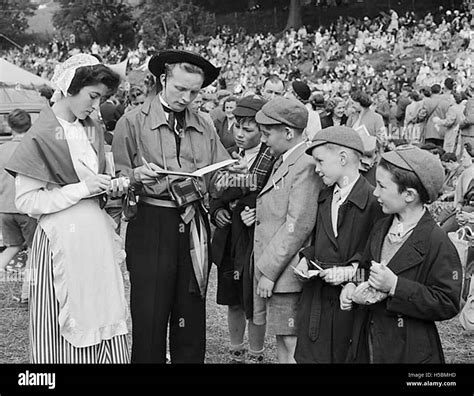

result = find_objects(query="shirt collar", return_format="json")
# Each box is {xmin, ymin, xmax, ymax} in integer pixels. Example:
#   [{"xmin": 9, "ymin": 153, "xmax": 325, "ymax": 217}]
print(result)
[
  {"xmin": 242, "ymin": 143, "xmax": 262, "ymax": 157},
  {"xmin": 282, "ymin": 140, "xmax": 306, "ymax": 163},
  {"xmin": 334, "ymin": 175, "xmax": 360, "ymax": 203},
  {"xmin": 142, "ymin": 94, "xmax": 205, "ymax": 133}
]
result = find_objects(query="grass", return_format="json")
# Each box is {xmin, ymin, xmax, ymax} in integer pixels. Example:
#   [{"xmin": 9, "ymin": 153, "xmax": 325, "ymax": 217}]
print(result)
[{"xmin": 0, "ymin": 247, "xmax": 472, "ymax": 364}]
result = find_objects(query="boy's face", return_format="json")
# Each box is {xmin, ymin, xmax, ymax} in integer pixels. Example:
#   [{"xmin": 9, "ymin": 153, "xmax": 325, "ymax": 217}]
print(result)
[
  {"xmin": 373, "ymin": 166, "xmax": 407, "ymax": 214},
  {"xmin": 259, "ymin": 124, "xmax": 290, "ymax": 157},
  {"xmin": 233, "ymin": 118, "xmax": 261, "ymax": 150},
  {"xmin": 311, "ymin": 145, "xmax": 344, "ymax": 186}
]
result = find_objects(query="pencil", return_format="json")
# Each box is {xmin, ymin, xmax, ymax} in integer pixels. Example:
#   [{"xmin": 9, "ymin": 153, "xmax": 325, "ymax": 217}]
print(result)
[{"xmin": 78, "ymin": 159, "xmax": 97, "ymax": 175}]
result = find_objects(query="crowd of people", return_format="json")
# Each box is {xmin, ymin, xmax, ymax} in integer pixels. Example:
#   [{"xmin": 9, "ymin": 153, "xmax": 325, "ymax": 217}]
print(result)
[{"xmin": 0, "ymin": 4, "xmax": 473, "ymax": 366}]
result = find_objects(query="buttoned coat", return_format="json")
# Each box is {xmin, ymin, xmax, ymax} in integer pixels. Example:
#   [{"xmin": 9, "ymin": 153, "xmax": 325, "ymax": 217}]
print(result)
[
  {"xmin": 295, "ymin": 176, "xmax": 384, "ymax": 363},
  {"xmin": 346, "ymin": 211, "xmax": 462, "ymax": 363}
]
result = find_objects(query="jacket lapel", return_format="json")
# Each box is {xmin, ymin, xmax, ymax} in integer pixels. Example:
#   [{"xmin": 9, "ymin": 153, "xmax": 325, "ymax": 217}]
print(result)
[
  {"xmin": 258, "ymin": 142, "xmax": 307, "ymax": 196},
  {"xmin": 318, "ymin": 187, "xmax": 338, "ymax": 249},
  {"xmin": 372, "ymin": 211, "xmax": 433, "ymax": 274},
  {"xmin": 337, "ymin": 176, "xmax": 370, "ymax": 231}
]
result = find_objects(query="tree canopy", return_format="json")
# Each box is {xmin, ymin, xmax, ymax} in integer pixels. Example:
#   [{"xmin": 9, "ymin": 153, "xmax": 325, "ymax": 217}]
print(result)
[
  {"xmin": 0, "ymin": 0, "xmax": 37, "ymax": 41},
  {"xmin": 52, "ymin": 0, "xmax": 137, "ymax": 46}
]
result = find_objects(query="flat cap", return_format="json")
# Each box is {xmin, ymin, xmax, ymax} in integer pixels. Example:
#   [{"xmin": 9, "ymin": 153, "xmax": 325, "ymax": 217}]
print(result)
[
  {"xmin": 381, "ymin": 145, "xmax": 444, "ymax": 203},
  {"xmin": 255, "ymin": 97, "xmax": 308, "ymax": 129},
  {"xmin": 233, "ymin": 94, "xmax": 267, "ymax": 117},
  {"xmin": 305, "ymin": 126, "xmax": 365, "ymax": 155}
]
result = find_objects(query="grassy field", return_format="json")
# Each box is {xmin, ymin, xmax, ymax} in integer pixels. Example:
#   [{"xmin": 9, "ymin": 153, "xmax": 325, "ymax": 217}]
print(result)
[{"xmin": 0, "ymin": 255, "xmax": 472, "ymax": 364}]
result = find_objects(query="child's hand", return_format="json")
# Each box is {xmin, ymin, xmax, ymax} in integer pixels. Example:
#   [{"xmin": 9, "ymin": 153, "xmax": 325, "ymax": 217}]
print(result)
[
  {"xmin": 340, "ymin": 282, "xmax": 357, "ymax": 311},
  {"xmin": 320, "ymin": 266, "xmax": 356, "ymax": 286},
  {"xmin": 215, "ymin": 208, "xmax": 232, "ymax": 228},
  {"xmin": 240, "ymin": 206, "xmax": 256, "ymax": 226},
  {"xmin": 368, "ymin": 261, "xmax": 397, "ymax": 293},
  {"xmin": 293, "ymin": 257, "xmax": 310, "ymax": 282},
  {"xmin": 256, "ymin": 275, "xmax": 275, "ymax": 298}
]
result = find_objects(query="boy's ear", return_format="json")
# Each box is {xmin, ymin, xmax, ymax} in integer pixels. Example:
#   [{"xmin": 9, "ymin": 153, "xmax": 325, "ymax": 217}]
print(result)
[
  {"xmin": 403, "ymin": 187, "xmax": 419, "ymax": 203},
  {"xmin": 339, "ymin": 149, "xmax": 348, "ymax": 166},
  {"xmin": 285, "ymin": 126, "xmax": 294, "ymax": 140}
]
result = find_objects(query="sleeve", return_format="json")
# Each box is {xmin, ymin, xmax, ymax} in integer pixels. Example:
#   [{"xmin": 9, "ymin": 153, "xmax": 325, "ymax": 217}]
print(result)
[
  {"xmin": 111, "ymin": 116, "xmax": 142, "ymax": 189},
  {"xmin": 255, "ymin": 161, "xmax": 321, "ymax": 282},
  {"xmin": 438, "ymin": 105, "xmax": 456, "ymax": 128},
  {"xmin": 15, "ymin": 174, "xmax": 90, "ymax": 217},
  {"xmin": 385, "ymin": 230, "xmax": 462, "ymax": 322}
]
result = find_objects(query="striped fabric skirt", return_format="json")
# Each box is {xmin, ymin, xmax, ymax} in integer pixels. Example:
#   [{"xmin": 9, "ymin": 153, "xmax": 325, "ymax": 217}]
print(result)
[{"xmin": 29, "ymin": 227, "xmax": 130, "ymax": 363}]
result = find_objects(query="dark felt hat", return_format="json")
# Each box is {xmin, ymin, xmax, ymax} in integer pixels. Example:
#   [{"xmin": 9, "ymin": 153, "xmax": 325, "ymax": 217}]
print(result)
[
  {"xmin": 381, "ymin": 145, "xmax": 444, "ymax": 203},
  {"xmin": 148, "ymin": 50, "xmax": 221, "ymax": 88}
]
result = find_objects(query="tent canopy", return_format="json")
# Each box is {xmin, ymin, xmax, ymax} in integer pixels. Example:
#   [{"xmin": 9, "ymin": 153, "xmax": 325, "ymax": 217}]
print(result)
[{"xmin": 0, "ymin": 58, "xmax": 51, "ymax": 88}]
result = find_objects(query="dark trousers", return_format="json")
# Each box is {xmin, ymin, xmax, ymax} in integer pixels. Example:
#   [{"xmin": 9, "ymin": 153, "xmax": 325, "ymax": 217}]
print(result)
[{"xmin": 126, "ymin": 203, "xmax": 206, "ymax": 363}]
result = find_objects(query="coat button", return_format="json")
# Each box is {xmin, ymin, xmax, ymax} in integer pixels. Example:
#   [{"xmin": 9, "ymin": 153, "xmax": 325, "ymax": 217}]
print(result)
[{"xmin": 256, "ymin": 220, "xmax": 261, "ymax": 226}]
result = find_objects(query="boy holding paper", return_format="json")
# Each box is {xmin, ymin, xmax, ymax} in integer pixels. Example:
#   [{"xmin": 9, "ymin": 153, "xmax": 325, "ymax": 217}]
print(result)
[
  {"xmin": 342, "ymin": 145, "xmax": 462, "ymax": 363},
  {"xmin": 294, "ymin": 126, "xmax": 384, "ymax": 363}
]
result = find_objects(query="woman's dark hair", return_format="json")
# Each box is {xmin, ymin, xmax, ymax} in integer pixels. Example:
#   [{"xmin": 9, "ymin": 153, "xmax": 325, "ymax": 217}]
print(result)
[
  {"xmin": 378, "ymin": 158, "xmax": 430, "ymax": 204},
  {"xmin": 68, "ymin": 64, "xmax": 120, "ymax": 96},
  {"xmin": 351, "ymin": 90, "xmax": 373, "ymax": 107}
]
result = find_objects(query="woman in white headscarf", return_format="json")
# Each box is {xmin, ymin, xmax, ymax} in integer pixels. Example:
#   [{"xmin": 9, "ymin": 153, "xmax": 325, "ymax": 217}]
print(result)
[{"xmin": 6, "ymin": 54, "xmax": 130, "ymax": 363}]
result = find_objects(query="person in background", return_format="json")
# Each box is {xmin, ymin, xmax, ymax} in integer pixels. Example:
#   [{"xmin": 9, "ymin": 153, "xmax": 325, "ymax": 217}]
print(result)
[
  {"xmin": 320, "ymin": 96, "xmax": 348, "ymax": 128},
  {"xmin": 215, "ymin": 95, "xmax": 239, "ymax": 154},
  {"xmin": 347, "ymin": 91, "xmax": 387, "ymax": 146},
  {"xmin": 286, "ymin": 80, "xmax": 321, "ymax": 140},
  {"xmin": 0, "ymin": 109, "xmax": 37, "ymax": 305},
  {"xmin": 260, "ymin": 75, "xmax": 285, "ymax": 101}
]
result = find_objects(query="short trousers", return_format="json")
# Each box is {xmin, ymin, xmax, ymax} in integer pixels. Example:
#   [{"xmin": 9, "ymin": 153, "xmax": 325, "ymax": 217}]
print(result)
[
  {"xmin": 254, "ymin": 291, "xmax": 301, "ymax": 336},
  {"xmin": 0, "ymin": 213, "xmax": 37, "ymax": 247}
]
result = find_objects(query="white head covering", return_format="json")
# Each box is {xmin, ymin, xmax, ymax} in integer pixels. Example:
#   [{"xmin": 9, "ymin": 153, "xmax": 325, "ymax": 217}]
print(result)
[{"xmin": 51, "ymin": 54, "xmax": 100, "ymax": 103}]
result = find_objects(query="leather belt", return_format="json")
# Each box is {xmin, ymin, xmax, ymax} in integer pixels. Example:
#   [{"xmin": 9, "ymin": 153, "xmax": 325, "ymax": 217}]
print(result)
[{"xmin": 140, "ymin": 196, "xmax": 177, "ymax": 208}]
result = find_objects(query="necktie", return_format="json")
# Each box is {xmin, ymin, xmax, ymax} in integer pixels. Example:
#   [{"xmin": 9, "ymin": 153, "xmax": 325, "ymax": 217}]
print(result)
[
  {"xmin": 272, "ymin": 156, "xmax": 283, "ymax": 174},
  {"xmin": 163, "ymin": 105, "xmax": 184, "ymax": 167}
]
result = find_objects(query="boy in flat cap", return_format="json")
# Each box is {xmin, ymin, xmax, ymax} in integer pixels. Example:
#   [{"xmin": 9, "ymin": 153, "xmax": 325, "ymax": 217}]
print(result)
[
  {"xmin": 242, "ymin": 97, "xmax": 323, "ymax": 363},
  {"xmin": 342, "ymin": 145, "xmax": 462, "ymax": 363},
  {"xmin": 294, "ymin": 126, "xmax": 384, "ymax": 363},
  {"xmin": 112, "ymin": 50, "xmax": 242, "ymax": 363},
  {"xmin": 210, "ymin": 95, "xmax": 275, "ymax": 363}
]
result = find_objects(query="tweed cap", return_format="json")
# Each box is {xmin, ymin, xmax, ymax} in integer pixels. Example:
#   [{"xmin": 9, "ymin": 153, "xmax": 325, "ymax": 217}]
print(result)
[
  {"xmin": 381, "ymin": 145, "xmax": 444, "ymax": 203},
  {"xmin": 305, "ymin": 126, "xmax": 365, "ymax": 155},
  {"xmin": 233, "ymin": 95, "xmax": 267, "ymax": 117},
  {"xmin": 255, "ymin": 97, "xmax": 308, "ymax": 129}
]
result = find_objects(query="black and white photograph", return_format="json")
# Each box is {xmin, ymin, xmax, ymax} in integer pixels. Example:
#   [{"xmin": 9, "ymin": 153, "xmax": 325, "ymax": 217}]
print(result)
[{"xmin": 0, "ymin": 0, "xmax": 473, "ymax": 391}]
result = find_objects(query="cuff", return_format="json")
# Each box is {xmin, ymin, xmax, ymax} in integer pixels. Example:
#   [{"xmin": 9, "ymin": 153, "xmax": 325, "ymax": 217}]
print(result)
[{"xmin": 389, "ymin": 275, "xmax": 398, "ymax": 297}]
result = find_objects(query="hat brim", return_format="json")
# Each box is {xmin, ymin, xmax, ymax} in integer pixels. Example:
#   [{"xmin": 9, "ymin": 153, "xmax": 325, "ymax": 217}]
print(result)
[
  {"xmin": 381, "ymin": 151, "xmax": 412, "ymax": 171},
  {"xmin": 255, "ymin": 110, "xmax": 281, "ymax": 125},
  {"xmin": 233, "ymin": 107, "xmax": 258, "ymax": 118},
  {"xmin": 305, "ymin": 140, "xmax": 328, "ymax": 155},
  {"xmin": 149, "ymin": 50, "xmax": 221, "ymax": 88}
]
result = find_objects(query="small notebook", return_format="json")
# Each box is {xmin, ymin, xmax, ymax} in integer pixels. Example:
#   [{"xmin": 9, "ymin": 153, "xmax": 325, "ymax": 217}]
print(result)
[{"xmin": 154, "ymin": 159, "xmax": 239, "ymax": 178}]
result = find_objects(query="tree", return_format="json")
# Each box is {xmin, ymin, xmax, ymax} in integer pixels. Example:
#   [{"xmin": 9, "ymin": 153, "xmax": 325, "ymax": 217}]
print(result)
[
  {"xmin": 285, "ymin": 0, "xmax": 303, "ymax": 30},
  {"xmin": 0, "ymin": 0, "xmax": 37, "ymax": 41},
  {"xmin": 138, "ymin": 0, "xmax": 215, "ymax": 48},
  {"xmin": 52, "ymin": 0, "xmax": 137, "ymax": 47}
]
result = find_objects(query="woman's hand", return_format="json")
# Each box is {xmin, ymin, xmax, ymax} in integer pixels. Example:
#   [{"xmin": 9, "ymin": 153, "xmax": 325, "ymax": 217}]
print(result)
[{"xmin": 84, "ymin": 174, "xmax": 111, "ymax": 195}]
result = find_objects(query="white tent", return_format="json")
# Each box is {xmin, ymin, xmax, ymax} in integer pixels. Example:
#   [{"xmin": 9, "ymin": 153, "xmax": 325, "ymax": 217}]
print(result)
[{"xmin": 0, "ymin": 58, "xmax": 51, "ymax": 88}]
